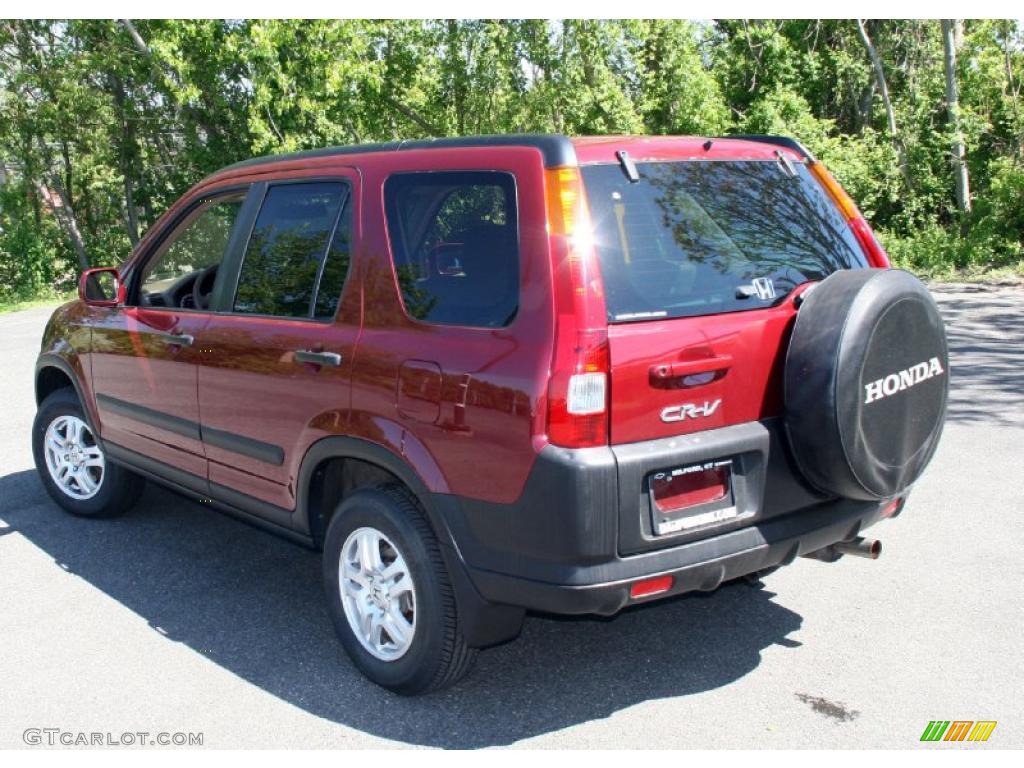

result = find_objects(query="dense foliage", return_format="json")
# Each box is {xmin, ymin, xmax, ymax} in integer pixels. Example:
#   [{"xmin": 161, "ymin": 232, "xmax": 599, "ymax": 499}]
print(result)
[{"xmin": 1, "ymin": 19, "xmax": 1022, "ymax": 303}]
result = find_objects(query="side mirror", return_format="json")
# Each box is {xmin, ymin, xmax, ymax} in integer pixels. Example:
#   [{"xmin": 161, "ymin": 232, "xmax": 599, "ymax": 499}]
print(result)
[{"xmin": 79, "ymin": 267, "xmax": 125, "ymax": 307}]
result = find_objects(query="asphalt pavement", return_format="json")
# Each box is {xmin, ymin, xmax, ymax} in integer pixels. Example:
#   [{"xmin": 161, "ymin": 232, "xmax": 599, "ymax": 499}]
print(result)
[{"xmin": 1, "ymin": 283, "xmax": 1021, "ymax": 749}]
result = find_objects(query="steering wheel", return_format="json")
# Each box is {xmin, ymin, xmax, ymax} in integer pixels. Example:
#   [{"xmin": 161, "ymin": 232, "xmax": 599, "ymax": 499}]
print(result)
[{"xmin": 191, "ymin": 264, "xmax": 218, "ymax": 310}]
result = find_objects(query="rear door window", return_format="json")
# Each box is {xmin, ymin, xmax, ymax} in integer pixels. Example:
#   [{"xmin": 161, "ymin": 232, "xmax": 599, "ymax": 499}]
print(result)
[
  {"xmin": 233, "ymin": 182, "xmax": 349, "ymax": 319},
  {"xmin": 384, "ymin": 171, "xmax": 519, "ymax": 328},
  {"xmin": 581, "ymin": 160, "xmax": 869, "ymax": 322}
]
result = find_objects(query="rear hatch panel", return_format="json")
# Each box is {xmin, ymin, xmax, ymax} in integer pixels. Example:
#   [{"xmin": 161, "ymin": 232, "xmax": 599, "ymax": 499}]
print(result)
[{"xmin": 581, "ymin": 155, "xmax": 869, "ymax": 552}]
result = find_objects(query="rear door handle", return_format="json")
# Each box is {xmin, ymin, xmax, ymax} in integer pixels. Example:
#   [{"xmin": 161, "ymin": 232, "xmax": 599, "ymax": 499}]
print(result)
[
  {"xmin": 295, "ymin": 350, "xmax": 342, "ymax": 367},
  {"xmin": 649, "ymin": 355, "xmax": 732, "ymax": 386},
  {"xmin": 164, "ymin": 333, "xmax": 194, "ymax": 347}
]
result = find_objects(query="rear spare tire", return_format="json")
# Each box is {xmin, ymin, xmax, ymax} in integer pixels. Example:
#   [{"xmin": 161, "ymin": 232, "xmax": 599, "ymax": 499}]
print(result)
[{"xmin": 784, "ymin": 269, "xmax": 948, "ymax": 501}]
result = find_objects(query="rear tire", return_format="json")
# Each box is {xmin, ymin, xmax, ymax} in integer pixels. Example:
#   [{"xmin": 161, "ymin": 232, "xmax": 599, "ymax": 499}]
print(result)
[
  {"xmin": 322, "ymin": 484, "xmax": 476, "ymax": 694},
  {"xmin": 32, "ymin": 388, "xmax": 144, "ymax": 518}
]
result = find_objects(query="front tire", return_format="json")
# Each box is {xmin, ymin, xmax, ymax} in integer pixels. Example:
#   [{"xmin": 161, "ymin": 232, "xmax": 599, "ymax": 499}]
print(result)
[
  {"xmin": 32, "ymin": 388, "xmax": 144, "ymax": 518},
  {"xmin": 322, "ymin": 484, "xmax": 476, "ymax": 694}
]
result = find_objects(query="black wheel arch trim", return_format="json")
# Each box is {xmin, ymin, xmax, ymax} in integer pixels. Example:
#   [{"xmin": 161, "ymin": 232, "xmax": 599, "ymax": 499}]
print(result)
[
  {"xmin": 293, "ymin": 435, "xmax": 440, "ymax": 543},
  {"xmin": 294, "ymin": 435, "xmax": 525, "ymax": 648},
  {"xmin": 35, "ymin": 354, "xmax": 98, "ymax": 433}
]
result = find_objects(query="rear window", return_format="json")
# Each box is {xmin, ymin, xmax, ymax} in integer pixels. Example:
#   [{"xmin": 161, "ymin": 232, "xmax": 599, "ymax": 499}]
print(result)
[{"xmin": 581, "ymin": 160, "xmax": 869, "ymax": 322}]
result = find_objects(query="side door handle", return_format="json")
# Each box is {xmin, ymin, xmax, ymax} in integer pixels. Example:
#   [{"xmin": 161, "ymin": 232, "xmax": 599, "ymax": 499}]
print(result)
[
  {"xmin": 294, "ymin": 350, "xmax": 342, "ymax": 367},
  {"xmin": 164, "ymin": 333, "xmax": 194, "ymax": 347}
]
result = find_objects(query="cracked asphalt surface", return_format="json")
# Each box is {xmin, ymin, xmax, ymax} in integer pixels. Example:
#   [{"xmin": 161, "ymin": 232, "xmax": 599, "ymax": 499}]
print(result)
[{"xmin": 1, "ymin": 283, "xmax": 1021, "ymax": 748}]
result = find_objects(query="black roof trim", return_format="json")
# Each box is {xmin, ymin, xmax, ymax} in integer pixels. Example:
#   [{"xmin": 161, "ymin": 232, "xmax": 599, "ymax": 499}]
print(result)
[
  {"xmin": 222, "ymin": 134, "xmax": 577, "ymax": 173},
  {"xmin": 718, "ymin": 134, "xmax": 817, "ymax": 162}
]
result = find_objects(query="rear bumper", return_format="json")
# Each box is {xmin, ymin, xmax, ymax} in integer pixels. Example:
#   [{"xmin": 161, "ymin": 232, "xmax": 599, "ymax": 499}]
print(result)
[
  {"xmin": 433, "ymin": 419, "xmax": 894, "ymax": 616},
  {"xmin": 464, "ymin": 496, "xmax": 884, "ymax": 615}
]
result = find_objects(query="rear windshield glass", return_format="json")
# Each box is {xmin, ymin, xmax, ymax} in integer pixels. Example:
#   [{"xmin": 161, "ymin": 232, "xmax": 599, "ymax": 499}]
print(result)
[{"xmin": 581, "ymin": 160, "xmax": 869, "ymax": 322}]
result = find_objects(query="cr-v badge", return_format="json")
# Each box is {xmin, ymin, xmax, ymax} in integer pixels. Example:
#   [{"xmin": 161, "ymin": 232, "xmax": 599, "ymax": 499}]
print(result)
[{"xmin": 661, "ymin": 399, "xmax": 722, "ymax": 423}]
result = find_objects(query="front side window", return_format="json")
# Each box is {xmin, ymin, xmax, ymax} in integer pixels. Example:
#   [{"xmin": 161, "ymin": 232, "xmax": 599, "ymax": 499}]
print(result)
[
  {"xmin": 384, "ymin": 171, "xmax": 519, "ymax": 328},
  {"xmin": 233, "ymin": 182, "xmax": 349, "ymax": 319},
  {"xmin": 138, "ymin": 193, "xmax": 245, "ymax": 308}
]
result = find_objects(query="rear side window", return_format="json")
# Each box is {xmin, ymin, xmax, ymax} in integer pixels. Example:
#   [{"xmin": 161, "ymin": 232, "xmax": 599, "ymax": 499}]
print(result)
[
  {"xmin": 384, "ymin": 171, "xmax": 519, "ymax": 328},
  {"xmin": 582, "ymin": 160, "xmax": 869, "ymax": 322},
  {"xmin": 233, "ymin": 182, "xmax": 349, "ymax": 319}
]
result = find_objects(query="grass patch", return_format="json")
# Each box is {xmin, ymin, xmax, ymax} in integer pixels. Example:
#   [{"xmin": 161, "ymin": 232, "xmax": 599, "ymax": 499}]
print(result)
[{"xmin": 0, "ymin": 288, "xmax": 76, "ymax": 314}]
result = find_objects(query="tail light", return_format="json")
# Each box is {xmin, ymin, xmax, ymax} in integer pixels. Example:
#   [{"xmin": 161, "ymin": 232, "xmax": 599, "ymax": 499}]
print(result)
[
  {"xmin": 808, "ymin": 161, "xmax": 891, "ymax": 268},
  {"xmin": 545, "ymin": 167, "xmax": 609, "ymax": 448}
]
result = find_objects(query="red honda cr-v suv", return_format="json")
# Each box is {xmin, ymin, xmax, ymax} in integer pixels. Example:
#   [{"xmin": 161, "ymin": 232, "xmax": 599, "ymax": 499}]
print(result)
[{"xmin": 32, "ymin": 134, "xmax": 949, "ymax": 694}]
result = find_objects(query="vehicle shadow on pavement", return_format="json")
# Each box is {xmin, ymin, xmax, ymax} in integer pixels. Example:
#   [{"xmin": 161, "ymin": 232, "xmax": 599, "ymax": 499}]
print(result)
[
  {"xmin": 932, "ymin": 285, "xmax": 1024, "ymax": 427},
  {"xmin": 2, "ymin": 470, "xmax": 804, "ymax": 748}
]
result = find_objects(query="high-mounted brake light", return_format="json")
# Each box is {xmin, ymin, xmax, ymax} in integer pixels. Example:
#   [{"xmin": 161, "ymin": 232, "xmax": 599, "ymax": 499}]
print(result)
[
  {"xmin": 808, "ymin": 161, "xmax": 890, "ymax": 268},
  {"xmin": 545, "ymin": 167, "xmax": 609, "ymax": 448}
]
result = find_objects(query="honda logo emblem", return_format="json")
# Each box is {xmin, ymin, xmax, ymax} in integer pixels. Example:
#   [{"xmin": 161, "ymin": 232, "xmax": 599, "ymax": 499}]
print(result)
[{"xmin": 751, "ymin": 277, "xmax": 776, "ymax": 300}]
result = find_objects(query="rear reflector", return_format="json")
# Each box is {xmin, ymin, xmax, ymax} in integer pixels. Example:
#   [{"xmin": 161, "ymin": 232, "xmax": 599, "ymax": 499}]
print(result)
[
  {"xmin": 881, "ymin": 498, "xmax": 903, "ymax": 518},
  {"xmin": 630, "ymin": 575, "xmax": 674, "ymax": 599}
]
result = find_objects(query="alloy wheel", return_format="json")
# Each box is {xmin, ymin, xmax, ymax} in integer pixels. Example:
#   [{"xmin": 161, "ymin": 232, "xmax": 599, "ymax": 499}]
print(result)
[
  {"xmin": 339, "ymin": 526, "xmax": 417, "ymax": 661},
  {"xmin": 43, "ymin": 415, "xmax": 105, "ymax": 500}
]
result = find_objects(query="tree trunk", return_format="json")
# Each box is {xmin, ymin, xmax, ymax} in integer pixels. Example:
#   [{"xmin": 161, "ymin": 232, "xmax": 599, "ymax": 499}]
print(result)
[
  {"xmin": 31, "ymin": 139, "xmax": 90, "ymax": 271},
  {"xmin": 856, "ymin": 19, "xmax": 911, "ymax": 188},
  {"xmin": 110, "ymin": 74, "xmax": 141, "ymax": 246},
  {"xmin": 942, "ymin": 19, "xmax": 972, "ymax": 215},
  {"xmin": 33, "ymin": 175, "xmax": 89, "ymax": 272}
]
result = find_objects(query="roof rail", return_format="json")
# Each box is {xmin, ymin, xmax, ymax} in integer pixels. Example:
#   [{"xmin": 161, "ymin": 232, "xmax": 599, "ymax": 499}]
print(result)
[{"xmin": 221, "ymin": 134, "xmax": 577, "ymax": 173}]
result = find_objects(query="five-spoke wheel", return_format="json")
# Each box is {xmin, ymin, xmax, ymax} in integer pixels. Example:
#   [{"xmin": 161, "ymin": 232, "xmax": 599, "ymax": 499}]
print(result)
[
  {"xmin": 32, "ymin": 388, "xmax": 144, "ymax": 517},
  {"xmin": 323, "ymin": 484, "xmax": 476, "ymax": 694},
  {"xmin": 340, "ymin": 526, "xmax": 417, "ymax": 661},
  {"xmin": 42, "ymin": 414, "xmax": 105, "ymax": 500}
]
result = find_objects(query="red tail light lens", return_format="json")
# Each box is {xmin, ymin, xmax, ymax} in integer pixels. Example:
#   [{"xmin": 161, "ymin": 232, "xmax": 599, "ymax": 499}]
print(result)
[{"xmin": 545, "ymin": 167, "xmax": 609, "ymax": 448}]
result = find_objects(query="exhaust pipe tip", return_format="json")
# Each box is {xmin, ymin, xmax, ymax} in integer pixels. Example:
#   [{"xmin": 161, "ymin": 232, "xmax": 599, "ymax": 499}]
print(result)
[{"xmin": 833, "ymin": 536, "xmax": 882, "ymax": 560}]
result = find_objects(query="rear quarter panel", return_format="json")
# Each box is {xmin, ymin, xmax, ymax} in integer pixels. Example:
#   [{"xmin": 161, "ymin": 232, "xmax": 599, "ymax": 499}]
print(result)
[{"xmin": 347, "ymin": 147, "xmax": 555, "ymax": 504}]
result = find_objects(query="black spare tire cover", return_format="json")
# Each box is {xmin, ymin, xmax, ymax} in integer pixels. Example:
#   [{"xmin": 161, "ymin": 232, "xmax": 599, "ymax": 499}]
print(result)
[{"xmin": 784, "ymin": 269, "xmax": 948, "ymax": 501}]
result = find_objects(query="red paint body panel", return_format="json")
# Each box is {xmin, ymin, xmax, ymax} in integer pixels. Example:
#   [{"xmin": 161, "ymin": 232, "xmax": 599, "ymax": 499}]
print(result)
[
  {"xmin": 347, "ymin": 147, "xmax": 554, "ymax": 504},
  {"xmin": 89, "ymin": 307, "xmax": 211, "ymax": 480},
  {"xmin": 606, "ymin": 299, "xmax": 798, "ymax": 445},
  {"xmin": 38, "ymin": 301, "xmax": 101, "ymax": 428},
  {"xmin": 196, "ymin": 312, "xmax": 359, "ymax": 510},
  {"xmin": 571, "ymin": 135, "xmax": 804, "ymax": 165}
]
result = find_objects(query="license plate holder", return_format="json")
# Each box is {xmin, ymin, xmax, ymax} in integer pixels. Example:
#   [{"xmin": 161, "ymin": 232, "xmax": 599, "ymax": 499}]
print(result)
[{"xmin": 648, "ymin": 459, "xmax": 737, "ymax": 536}]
